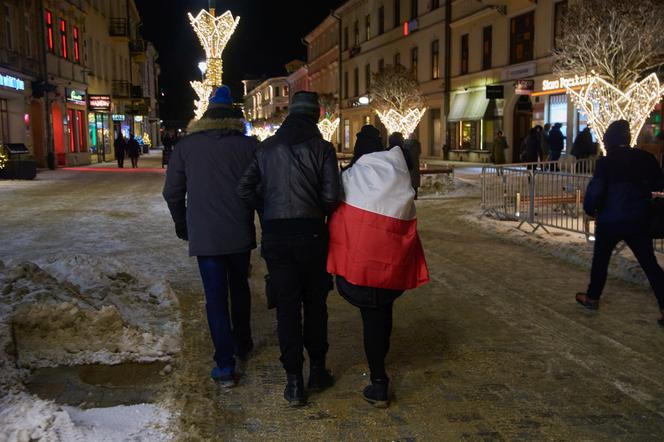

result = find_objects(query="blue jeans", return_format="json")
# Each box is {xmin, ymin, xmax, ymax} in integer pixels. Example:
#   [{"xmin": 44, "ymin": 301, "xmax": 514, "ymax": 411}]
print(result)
[{"xmin": 197, "ymin": 252, "xmax": 253, "ymax": 370}]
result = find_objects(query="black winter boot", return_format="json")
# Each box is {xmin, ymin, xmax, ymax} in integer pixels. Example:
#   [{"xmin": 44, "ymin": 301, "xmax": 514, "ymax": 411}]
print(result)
[
  {"xmin": 363, "ymin": 378, "xmax": 389, "ymax": 408},
  {"xmin": 284, "ymin": 373, "xmax": 307, "ymax": 407},
  {"xmin": 307, "ymin": 363, "xmax": 334, "ymax": 392}
]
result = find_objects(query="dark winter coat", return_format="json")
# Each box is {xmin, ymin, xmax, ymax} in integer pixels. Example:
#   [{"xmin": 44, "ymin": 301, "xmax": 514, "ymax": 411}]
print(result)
[
  {"xmin": 491, "ymin": 135, "xmax": 508, "ymax": 164},
  {"xmin": 584, "ymin": 146, "xmax": 664, "ymax": 235},
  {"xmin": 163, "ymin": 112, "xmax": 258, "ymax": 256},
  {"xmin": 404, "ymin": 139, "xmax": 421, "ymax": 189},
  {"xmin": 571, "ymin": 129, "xmax": 596, "ymax": 159},
  {"xmin": 549, "ymin": 126, "xmax": 565, "ymax": 154},
  {"xmin": 114, "ymin": 137, "xmax": 126, "ymax": 158},
  {"xmin": 127, "ymin": 138, "xmax": 141, "ymax": 158},
  {"xmin": 236, "ymin": 114, "xmax": 340, "ymax": 226},
  {"xmin": 522, "ymin": 133, "xmax": 542, "ymax": 163}
]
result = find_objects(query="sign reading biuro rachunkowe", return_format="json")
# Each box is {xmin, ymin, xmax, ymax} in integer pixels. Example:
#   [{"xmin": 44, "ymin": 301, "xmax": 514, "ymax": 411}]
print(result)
[{"xmin": 88, "ymin": 95, "xmax": 111, "ymax": 111}]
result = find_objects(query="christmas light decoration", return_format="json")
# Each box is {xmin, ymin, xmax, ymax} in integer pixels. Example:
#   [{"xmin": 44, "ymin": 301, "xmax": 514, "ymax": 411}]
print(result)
[
  {"xmin": 0, "ymin": 148, "xmax": 7, "ymax": 171},
  {"xmin": 376, "ymin": 108, "xmax": 427, "ymax": 138},
  {"xmin": 191, "ymin": 80, "xmax": 214, "ymax": 120},
  {"xmin": 317, "ymin": 117, "xmax": 340, "ymax": 142},
  {"xmin": 188, "ymin": 9, "xmax": 240, "ymax": 86},
  {"xmin": 252, "ymin": 126, "xmax": 277, "ymax": 141},
  {"xmin": 567, "ymin": 73, "xmax": 664, "ymax": 153}
]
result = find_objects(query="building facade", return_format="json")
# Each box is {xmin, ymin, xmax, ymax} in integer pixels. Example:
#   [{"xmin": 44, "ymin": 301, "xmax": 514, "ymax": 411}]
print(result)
[{"xmin": 242, "ymin": 77, "xmax": 289, "ymax": 123}]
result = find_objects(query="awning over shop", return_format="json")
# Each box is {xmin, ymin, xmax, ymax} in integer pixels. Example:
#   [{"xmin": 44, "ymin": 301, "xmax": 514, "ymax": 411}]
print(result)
[{"xmin": 447, "ymin": 90, "xmax": 490, "ymax": 122}]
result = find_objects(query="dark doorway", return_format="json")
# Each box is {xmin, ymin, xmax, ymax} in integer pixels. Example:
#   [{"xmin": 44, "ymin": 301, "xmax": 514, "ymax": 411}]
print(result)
[{"xmin": 512, "ymin": 95, "xmax": 532, "ymax": 162}]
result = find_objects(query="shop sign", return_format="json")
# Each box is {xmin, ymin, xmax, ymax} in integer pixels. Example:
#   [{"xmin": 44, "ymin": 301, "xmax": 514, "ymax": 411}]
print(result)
[
  {"xmin": 112, "ymin": 114, "xmax": 125, "ymax": 121},
  {"xmin": 0, "ymin": 74, "xmax": 25, "ymax": 91},
  {"xmin": 134, "ymin": 115, "xmax": 143, "ymax": 122},
  {"xmin": 88, "ymin": 95, "xmax": 111, "ymax": 111},
  {"xmin": 501, "ymin": 62, "xmax": 536, "ymax": 81},
  {"xmin": 514, "ymin": 79, "xmax": 534, "ymax": 95},
  {"xmin": 486, "ymin": 85, "xmax": 504, "ymax": 100},
  {"xmin": 542, "ymin": 74, "xmax": 591, "ymax": 92},
  {"xmin": 66, "ymin": 88, "xmax": 86, "ymax": 105}
]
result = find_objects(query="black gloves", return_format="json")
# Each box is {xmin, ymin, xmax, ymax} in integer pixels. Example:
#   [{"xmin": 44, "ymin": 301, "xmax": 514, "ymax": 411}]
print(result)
[{"xmin": 175, "ymin": 222, "xmax": 188, "ymax": 241}]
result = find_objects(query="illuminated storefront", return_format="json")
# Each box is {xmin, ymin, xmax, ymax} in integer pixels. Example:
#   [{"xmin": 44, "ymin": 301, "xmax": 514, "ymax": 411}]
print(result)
[{"xmin": 88, "ymin": 95, "xmax": 111, "ymax": 163}]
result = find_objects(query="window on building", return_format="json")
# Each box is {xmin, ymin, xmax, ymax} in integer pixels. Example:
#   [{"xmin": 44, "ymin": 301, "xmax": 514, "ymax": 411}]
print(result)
[
  {"xmin": 411, "ymin": 0, "xmax": 418, "ymax": 20},
  {"xmin": 431, "ymin": 0, "xmax": 440, "ymax": 9},
  {"xmin": 431, "ymin": 39, "xmax": 440, "ymax": 79},
  {"xmin": 0, "ymin": 99, "xmax": 8, "ymax": 144},
  {"xmin": 344, "ymin": 26, "xmax": 348, "ymax": 50},
  {"xmin": 73, "ymin": 26, "xmax": 80, "ymax": 63},
  {"xmin": 45, "ymin": 10, "xmax": 54, "ymax": 53},
  {"xmin": 394, "ymin": 52, "xmax": 401, "ymax": 66},
  {"xmin": 24, "ymin": 14, "xmax": 32, "ymax": 57},
  {"xmin": 59, "ymin": 18, "xmax": 68, "ymax": 59},
  {"xmin": 379, "ymin": 58, "xmax": 385, "ymax": 72},
  {"xmin": 275, "ymin": 86, "xmax": 280, "ymax": 97},
  {"xmin": 510, "ymin": 11, "xmax": 534, "ymax": 64},
  {"xmin": 365, "ymin": 15, "xmax": 371, "ymax": 41},
  {"xmin": 365, "ymin": 64, "xmax": 371, "ymax": 93},
  {"xmin": 411, "ymin": 47, "xmax": 418, "ymax": 78},
  {"xmin": 378, "ymin": 6, "xmax": 385, "ymax": 35},
  {"xmin": 460, "ymin": 34, "xmax": 469, "ymax": 75},
  {"xmin": 4, "ymin": 5, "xmax": 13, "ymax": 50},
  {"xmin": 354, "ymin": 67, "xmax": 359, "ymax": 97},
  {"xmin": 354, "ymin": 20, "xmax": 359, "ymax": 46},
  {"xmin": 554, "ymin": 0, "xmax": 568, "ymax": 49},
  {"xmin": 344, "ymin": 71, "xmax": 349, "ymax": 98},
  {"xmin": 394, "ymin": 0, "xmax": 401, "ymax": 28},
  {"xmin": 482, "ymin": 26, "xmax": 492, "ymax": 70}
]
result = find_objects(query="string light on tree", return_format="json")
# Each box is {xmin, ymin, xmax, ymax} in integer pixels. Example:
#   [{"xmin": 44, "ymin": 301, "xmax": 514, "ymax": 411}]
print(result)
[
  {"xmin": 317, "ymin": 118, "xmax": 340, "ymax": 142},
  {"xmin": 188, "ymin": 9, "xmax": 240, "ymax": 86},
  {"xmin": 252, "ymin": 126, "xmax": 278, "ymax": 141},
  {"xmin": 567, "ymin": 73, "xmax": 664, "ymax": 154},
  {"xmin": 376, "ymin": 108, "xmax": 427, "ymax": 138}
]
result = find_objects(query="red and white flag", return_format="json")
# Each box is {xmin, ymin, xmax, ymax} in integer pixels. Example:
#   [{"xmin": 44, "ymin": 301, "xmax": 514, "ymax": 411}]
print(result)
[{"xmin": 327, "ymin": 147, "xmax": 429, "ymax": 290}]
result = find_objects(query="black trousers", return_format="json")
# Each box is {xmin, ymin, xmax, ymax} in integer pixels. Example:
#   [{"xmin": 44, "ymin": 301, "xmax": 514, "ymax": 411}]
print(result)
[
  {"xmin": 117, "ymin": 155, "xmax": 124, "ymax": 168},
  {"xmin": 360, "ymin": 302, "xmax": 394, "ymax": 381},
  {"xmin": 588, "ymin": 229, "xmax": 664, "ymax": 310},
  {"xmin": 261, "ymin": 232, "xmax": 330, "ymax": 374}
]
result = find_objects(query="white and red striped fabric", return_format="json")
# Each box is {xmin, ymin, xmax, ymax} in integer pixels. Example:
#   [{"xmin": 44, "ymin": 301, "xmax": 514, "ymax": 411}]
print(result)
[{"xmin": 327, "ymin": 147, "xmax": 429, "ymax": 290}]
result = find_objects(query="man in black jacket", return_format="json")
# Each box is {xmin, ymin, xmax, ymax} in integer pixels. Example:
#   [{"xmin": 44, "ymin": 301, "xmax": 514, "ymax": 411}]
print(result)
[
  {"xmin": 237, "ymin": 91, "xmax": 340, "ymax": 406},
  {"xmin": 163, "ymin": 86, "xmax": 258, "ymax": 387},
  {"xmin": 577, "ymin": 120, "xmax": 664, "ymax": 326}
]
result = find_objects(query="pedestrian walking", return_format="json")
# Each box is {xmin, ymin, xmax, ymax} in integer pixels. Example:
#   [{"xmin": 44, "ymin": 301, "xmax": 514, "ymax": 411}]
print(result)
[
  {"xmin": 237, "ymin": 91, "xmax": 341, "ymax": 406},
  {"xmin": 163, "ymin": 85, "xmax": 258, "ymax": 387},
  {"xmin": 114, "ymin": 132, "xmax": 126, "ymax": 168},
  {"xmin": 404, "ymin": 136, "xmax": 422, "ymax": 198},
  {"xmin": 571, "ymin": 127, "xmax": 596, "ymax": 160},
  {"xmin": 548, "ymin": 122, "xmax": 566, "ymax": 162},
  {"xmin": 127, "ymin": 133, "xmax": 141, "ymax": 168},
  {"xmin": 576, "ymin": 120, "xmax": 664, "ymax": 327},
  {"xmin": 521, "ymin": 127, "xmax": 543, "ymax": 168},
  {"xmin": 542, "ymin": 123, "xmax": 551, "ymax": 161},
  {"xmin": 327, "ymin": 129, "xmax": 429, "ymax": 408},
  {"xmin": 491, "ymin": 130, "xmax": 509, "ymax": 165}
]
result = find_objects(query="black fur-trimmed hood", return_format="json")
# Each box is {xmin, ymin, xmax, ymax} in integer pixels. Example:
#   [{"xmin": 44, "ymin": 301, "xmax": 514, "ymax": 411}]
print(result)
[{"xmin": 186, "ymin": 116, "xmax": 245, "ymax": 135}]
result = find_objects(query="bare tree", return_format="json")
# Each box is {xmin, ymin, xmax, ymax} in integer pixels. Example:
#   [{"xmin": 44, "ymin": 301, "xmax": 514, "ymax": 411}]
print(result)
[
  {"xmin": 553, "ymin": 0, "xmax": 664, "ymax": 90},
  {"xmin": 369, "ymin": 64, "xmax": 424, "ymax": 114},
  {"xmin": 318, "ymin": 93, "xmax": 337, "ymax": 117}
]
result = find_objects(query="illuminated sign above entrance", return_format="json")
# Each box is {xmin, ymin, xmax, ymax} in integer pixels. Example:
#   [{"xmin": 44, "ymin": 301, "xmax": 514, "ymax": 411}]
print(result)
[
  {"xmin": 542, "ymin": 75, "xmax": 591, "ymax": 92},
  {"xmin": 88, "ymin": 95, "xmax": 111, "ymax": 111},
  {"xmin": 0, "ymin": 74, "xmax": 25, "ymax": 91},
  {"xmin": 66, "ymin": 88, "xmax": 86, "ymax": 105},
  {"xmin": 112, "ymin": 114, "xmax": 125, "ymax": 121}
]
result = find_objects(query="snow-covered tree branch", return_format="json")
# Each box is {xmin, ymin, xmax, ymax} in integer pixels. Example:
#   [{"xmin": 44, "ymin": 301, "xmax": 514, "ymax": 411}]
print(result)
[{"xmin": 369, "ymin": 64, "xmax": 424, "ymax": 114}]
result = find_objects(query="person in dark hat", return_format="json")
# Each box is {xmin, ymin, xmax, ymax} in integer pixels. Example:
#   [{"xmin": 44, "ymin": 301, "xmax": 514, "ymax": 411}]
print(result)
[
  {"xmin": 164, "ymin": 85, "xmax": 258, "ymax": 388},
  {"xmin": 577, "ymin": 119, "xmax": 664, "ymax": 327},
  {"xmin": 388, "ymin": 132, "xmax": 413, "ymax": 170},
  {"xmin": 348, "ymin": 125, "xmax": 384, "ymax": 168},
  {"xmin": 237, "ymin": 91, "xmax": 340, "ymax": 406}
]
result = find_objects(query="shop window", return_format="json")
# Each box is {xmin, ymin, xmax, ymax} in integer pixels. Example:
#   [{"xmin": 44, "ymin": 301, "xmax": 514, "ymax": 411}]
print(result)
[
  {"xmin": 354, "ymin": 67, "xmax": 359, "ymax": 97},
  {"xmin": 548, "ymin": 93, "xmax": 568, "ymax": 147},
  {"xmin": 0, "ymin": 99, "xmax": 9, "ymax": 144},
  {"xmin": 554, "ymin": 1, "xmax": 568, "ymax": 49},
  {"xmin": 510, "ymin": 11, "xmax": 534, "ymax": 64},
  {"xmin": 73, "ymin": 26, "xmax": 80, "ymax": 63},
  {"xmin": 411, "ymin": 0, "xmax": 418, "ymax": 20},
  {"xmin": 77, "ymin": 110, "xmax": 86, "ymax": 152},
  {"xmin": 460, "ymin": 34, "xmax": 469, "ymax": 75},
  {"xmin": 45, "ymin": 10, "xmax": 54, "ymax": 53},
  {"xmin": 461, "ymin": 121, "xmax": 478, "ymax": 149},
  {"xmin": 67, "ymin": 109, "xmax": 75, "ymax": 153},
  {"xmin": 365, "ymin": 14, "xmax": 371, "ymax": 41},
  {"xmin": 394, "ymin": 0, "xmax": 401, "ymax": 29},
  {"xmin": 431, "ymin": 40, "xmax": 440, "ymax": 79},
  {"xmin": 482, "ymin": 26, "xmax": 492, "ymax": 70},
  {"xmin": 378, "ymin": 6, "xmax": 385, "ymax": 35},
  {"xmin": 411, "ymin": 47, "xmax": 418, "ymax": 79},
  {"xmin": 365, "ymin": 64, "xmax": 371, "ymax": 93},
  {"xmin": 60, "ymin": 18, "xmax": 68, "ymax": 59}
]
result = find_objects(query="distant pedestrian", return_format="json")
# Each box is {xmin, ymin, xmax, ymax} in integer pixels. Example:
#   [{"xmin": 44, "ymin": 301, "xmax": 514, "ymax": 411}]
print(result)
[
  {"xmin": 571, "ymin": 127, "xmax": 596, "ymax": 160},
  {"xmin": 327, "ymin": 129, "xmax": 429, "ymax": 408},
  {"xmin": 114, "ymin": 132, "xmax": 126, "ymax": 168},
  {"xmin": 491, "ymin": 130, "xmax": 508, "ymax": 165},
  {"xmin": 577, "ymin": 120, "xmax": 664, "ymax": 327},
  {"xmin": 127, "ymin": 133, "xmax": 140, "ymax": 168},
  {"xmin": 521, "ymin": 127, "xmax": 543, "ymax": 167},
  {"xmin": 548, "ymin": 123, "xmax": 566, "ymax": 162},
  {"xmin": 404, "ymin": 136, "xmax": 422, "ymax": 198},
  {"xmin": 542, "ymin": 123, "xmax": 551, "ymax": 161},
  {"xmin": 162, "ymin": 131, "xmax": 173, "ymax": 152},
  {"xmin": 163, "ymin": 85, "xmax": 259, "ymax": 387},
  {"xmin": 388, "ymin": 132, "xmax": 412, "ymax": 170},
  {"xmin": 237, "ymin": 91, "xmax": 341, "ymax": 406}
]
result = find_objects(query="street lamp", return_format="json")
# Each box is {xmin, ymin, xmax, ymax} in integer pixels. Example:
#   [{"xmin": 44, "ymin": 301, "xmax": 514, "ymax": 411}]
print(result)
[{"xmin": 198, "ymin": 61, "xmax": 208, "ymax": 80}]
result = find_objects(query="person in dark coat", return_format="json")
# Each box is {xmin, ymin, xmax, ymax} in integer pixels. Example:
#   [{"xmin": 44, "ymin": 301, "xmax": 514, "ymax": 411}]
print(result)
[
  {"xmin": 491, "ymin": 131, "xmax": 508, "ymax": 165},
  {"xmin": 237, "ymin": 91, "xmax": 341, "ymax": 406},
  {"xmin": 577, "ymin": 120, "xmax": 664, "ymax": 326},
  {"xmin": 127, "ymin": 133, "xmax": 141, "ymax": 168},
  {"xmin": 335, "ymin": 125, "xmax": 405, "ymax": 408},
  {"xmin": 548, "ymin": 122, "xmax": 565, "ymax": 161},
  {"xmin": 404, "ymin": 136, "xmax": 422, "ymax": 198},
  {"xmin": 388, "ymin": 132, "xmax": 412, "ymax": 170},
  {"xmin": 571, "ymin": 127, "xmax": 596, "ymax": 159},
  {"xmin": 114, "ymin": 133, "xmax": 126, "ymax": 168},
  {"xmin": 163, "ymin": 85, "xmax": 259, "ymax": 387},
  {"xmin": 521, "ymin": 127, "xmax": 543, "ymax": 167}
]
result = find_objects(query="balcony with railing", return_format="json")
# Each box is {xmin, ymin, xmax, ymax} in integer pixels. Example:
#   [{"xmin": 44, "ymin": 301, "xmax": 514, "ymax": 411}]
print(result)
[{"xmin": 129, "ymin": 39, "xmax": 146, "ymax": 61}]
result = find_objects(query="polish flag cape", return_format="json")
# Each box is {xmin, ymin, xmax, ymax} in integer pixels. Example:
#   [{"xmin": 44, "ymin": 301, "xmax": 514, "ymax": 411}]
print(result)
[{"xmin": 327, "ymin": 147, "xmax": 430, "ymax": 290}]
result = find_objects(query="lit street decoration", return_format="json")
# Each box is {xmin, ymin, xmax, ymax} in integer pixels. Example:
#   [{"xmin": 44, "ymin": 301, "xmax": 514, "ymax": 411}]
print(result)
[
  {"xmin": 0, "ymin": 148, "xmax": 7, "ymax": 171},
  {"xmin": 252, "ymin": 126, "xmax": 277, "ymax": 141},
  {"xmin": 191, "ymin": 80, "xmax": 214, "ymax": 120},
  {"xmin": 187, "ymin": 9, "xmax": 240, "ymax": 86},
  {"xmin": 376, "ymin": 108, "xmax": 427, "ymax": 138},
  {"xmin": 317, "ymin": 117, "xmax": 340, "ymax": 142},
  {"xmin": 567, "ymin": 73, "xmax": 664, "ymax": 154}
]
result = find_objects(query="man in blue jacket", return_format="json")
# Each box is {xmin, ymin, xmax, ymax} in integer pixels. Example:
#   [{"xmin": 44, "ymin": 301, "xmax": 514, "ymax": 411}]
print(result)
[{"xmin": 577, "ymin": 120, "xmax": 664, "ymax": 327}]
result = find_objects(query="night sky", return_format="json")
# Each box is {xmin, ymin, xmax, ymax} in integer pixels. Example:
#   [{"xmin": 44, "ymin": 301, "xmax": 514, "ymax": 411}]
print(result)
[{"xmin": 136, "ymin": 0, "xmax": 344, "ymax": 126}]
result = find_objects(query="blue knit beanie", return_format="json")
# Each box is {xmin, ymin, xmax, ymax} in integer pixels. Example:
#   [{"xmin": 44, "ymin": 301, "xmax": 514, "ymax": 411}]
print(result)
[{"xmin": 209, "ymin": 85, "xmax": 233, "ymax": 108}]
